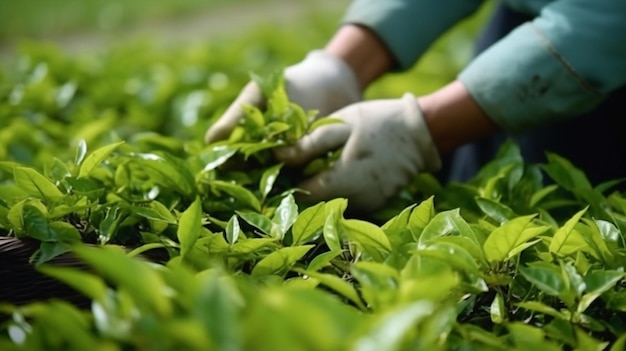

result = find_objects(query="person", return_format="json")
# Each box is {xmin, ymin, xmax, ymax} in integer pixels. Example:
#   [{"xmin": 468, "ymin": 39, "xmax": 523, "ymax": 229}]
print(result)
[{"xmin": 205, "ymin": 0, "xmax": 626, "ymax": 213}]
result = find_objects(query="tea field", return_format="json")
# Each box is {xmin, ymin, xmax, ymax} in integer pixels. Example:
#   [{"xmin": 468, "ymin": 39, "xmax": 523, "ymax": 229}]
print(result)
[{"xmin": 0, "ymin": 2, "xmax": 625, "ymax": 350}]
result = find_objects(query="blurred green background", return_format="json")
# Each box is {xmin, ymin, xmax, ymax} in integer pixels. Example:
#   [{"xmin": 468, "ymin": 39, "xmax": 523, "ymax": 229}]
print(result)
[{"xmin": 0, "ymin": 0, "xmax": 494, "ymax": 97}]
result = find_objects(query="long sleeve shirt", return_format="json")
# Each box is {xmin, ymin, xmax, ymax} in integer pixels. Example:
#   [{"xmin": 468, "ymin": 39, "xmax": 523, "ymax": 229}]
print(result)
[{"xmin": 342, "ymin": 0, "xmax": 626, "ymax": 133}]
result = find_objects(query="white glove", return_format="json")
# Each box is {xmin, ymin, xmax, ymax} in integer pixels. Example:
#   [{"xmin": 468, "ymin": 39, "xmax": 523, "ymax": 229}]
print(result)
[
  {"xmin": 275, "ymin": 93, "xmax": 441, "ymax": 213},
  {"xmin": 205, "ymin": 50, "xmax": 362, "ymax": 143}
]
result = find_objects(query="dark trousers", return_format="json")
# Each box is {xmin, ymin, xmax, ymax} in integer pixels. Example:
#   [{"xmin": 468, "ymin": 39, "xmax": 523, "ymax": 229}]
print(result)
[{"xmin": 437, "ymin": 2, "xmax": 626, "ymax": 187}]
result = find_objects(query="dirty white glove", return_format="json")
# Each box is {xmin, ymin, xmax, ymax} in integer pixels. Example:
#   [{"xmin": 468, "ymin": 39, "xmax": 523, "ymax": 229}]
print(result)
[
  {"xmin": 205, "ymin": 50, "xmax": 361, "ymax": 143},
  {"xmin": 276, "ymin": 93, "xmax": 441, "ymax": 213}
]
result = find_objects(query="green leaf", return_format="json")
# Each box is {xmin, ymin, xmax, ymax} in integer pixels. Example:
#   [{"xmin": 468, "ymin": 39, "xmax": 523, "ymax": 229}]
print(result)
[
  {"xmin": 344, "ymin": 219, "xmax": 391, "ymax": 262},
  {"xmin": 72, "ymin": 245, "xmax": 171, "ymax": 316},
  {"xmin": 307, "ymin": 250, "xmax": 342, "ymax": 272},
  {"xmin": 133, "ymin": 204, "xmax": 176, "ymax": 225},
  {"xmin": 418, "ymin": 208, "xmax": 477, "ymax": 248},
  {"xmin": 381, "ymin": 204, "xmax": 415, "ymax": 231},
  {"xmin": 23, "ymin": 204, "xmax": 56, "ymax": 241},
  {"xmin": 74, "ymin": 139, "xmax": 87, "ymax": 167},
  {"xmin": 23, "ymin": 205, "xmax": 79, "ymax": 245},
  {"xmin": 529, "ymin": 184, "xmax": 559, "ymax": 208},
  {"xmin": 78, "ymin": 141, "xmax": 124, "ymax": 178},
  {"xmin": 133, "ymin": 152, "xmax": 196, "ymax": 196},
  {"xmin": 297, "ymin": 270, "xmax": 365, "ymax": 310},
  {"xmin": 354, "ymin": 301, "xmax": 435, "ymax": 351},
  {"xmin": 308, "ymin": 117, "xmax": 344, "ymax": 132},
  {"xmin": 264, "ymin": 121, "xmax": 291, "ymax": 139},
  {"xmin": 178, "ymin": 197, "xmax": 202, "ymax": 258},
  {"xmin": 226, "ymin": 215, "xmax": 240, "ymax": 245},
  {"xmin": 578, "ymin": 270, "xmax": 625, "ymax": 313},
  {"xmin": 8, "ymin": 199, "xmax": 47, "ymax": 235},
  {"xmin": 38, "ymin": 265, "xmax": 107, "ymax": 302},
  {"xmin": 584, "ymin": 270, "xmax": 624, "ymax": 295},
  {"xmin": 14, "ymin": 166, "xmax": 63, "ymax": 199},
  {"xmin": 610, "ymin": 334, "xmax": 626, "ymax": 351},
  {"xmin": 259, "ymin": 163, "xmax": 282, "ymax": 200},
  {"xmin": 516, "ymin": 301, "xmax": 566, "ymax": 319},
  {"xmin": 416, "ymin": 241, "xmax": 480, "ymax": 274},
  {"xmin": 230, "ymin": 238, "xmax": 277, "ymax": 254},
  {"xmin": 520, "ymin": 264, "xmax": 565, "ymax": 297},
  {"xmin": 475, "ymin": 197, "xmax": 517, "ymax": 224},
  {"xmin": 46, "ymin": 158, "xmax": 71, "ymax": 183},
  {"xmin": 251, "ymin": 245, "xmax": 313, "ymax": 277},
  {"xmin": 35, "ymin": 242, "xmax": 72, "ymax": 264},
  {"xmin": 236, "ymin": 210, "xmax": 272, "ymax": 235},
  {"xmin": 242, "ymin": 104, "xmax": 265, "ymax": 130},
  {"xmin": 323, "ymin": 199, "xmax": 347, "ymax": 252},
  {"xmin": 408, "ymin": 196, "xmax": 435, "ymax": 238},
  {"xmin": 195, "ymin": 272, "xmax": 243, "ymax": 351},
  {"xmin": 483, "ymin": 214, "xmax": 547, "ymax": 262},
  {"xmin": 542, "ymin": 153, "xmax": 593, "ymax": 191},
  {"xmin": 292, "ymin": 201, "xmax": 325, "ymax": 245},
  {"xmin": 490, "ymin": 293, "xmax": 506, "ymax": 324},
  {"xmin": 211, "ymin": 180, "xmax": 261, "ymax": 212},
  {"xmin": 574, "ymin": 327, "xmax": 609, "ymax": 351},
  {"xmin": 350, "ymin": 261, "xmax": 399, "ymax": 309},
  {"xmin": 271, "ymin": 194, "xmax": 298, "ymax": 240},
  {"xmin": 98, "ymin": 206, "xmax": 125, "ymax": 244},
  {"xmin": 550, "ymin": 207, "xmax": 588, "ymax": 255},
  {"xmin": 199, "ymin": 145, "xmax": 237, "ymax": 172}
]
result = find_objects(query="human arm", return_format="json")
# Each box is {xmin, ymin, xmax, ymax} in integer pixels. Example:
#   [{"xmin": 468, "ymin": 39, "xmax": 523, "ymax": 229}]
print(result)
[
  {"xmin": 205, "ymin": 0, "xmax": 485, "ymax": 143},
  {"xmin": 458, "ymin": 0, "xmax": 626, "ymax": 132}
]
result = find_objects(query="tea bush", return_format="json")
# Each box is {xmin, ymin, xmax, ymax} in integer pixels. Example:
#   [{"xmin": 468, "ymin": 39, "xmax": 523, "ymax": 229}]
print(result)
[{"xmin": 1, "ymin": 14, "xmax": 625, "ymax": 351}]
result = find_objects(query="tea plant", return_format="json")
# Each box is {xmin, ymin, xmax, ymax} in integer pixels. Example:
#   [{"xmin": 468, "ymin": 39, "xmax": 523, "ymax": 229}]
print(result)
[{"xmin": 1, "ymin": 36, "xmax": 626, "ymax": 351}]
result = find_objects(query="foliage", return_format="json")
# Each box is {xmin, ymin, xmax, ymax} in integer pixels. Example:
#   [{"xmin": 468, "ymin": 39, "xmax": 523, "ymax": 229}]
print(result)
[{"xmin": 1, "ymin": 16, "xmax": 626, "ymax": 351}]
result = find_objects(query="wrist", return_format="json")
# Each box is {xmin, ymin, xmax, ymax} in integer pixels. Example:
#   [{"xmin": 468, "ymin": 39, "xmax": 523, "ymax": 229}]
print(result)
[
  {"xmin": 324, "ymin": 24, "xmax": 393, "ymax": 89},
  {"xmin": 417, "ymin": 81, "xmax": 497, "ymax": 155}
]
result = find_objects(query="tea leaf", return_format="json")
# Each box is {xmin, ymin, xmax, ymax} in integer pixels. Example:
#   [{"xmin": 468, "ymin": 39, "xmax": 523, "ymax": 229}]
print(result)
[
  {"xmin": 297, "ymin": 270, "xmax": 365, "ymax": 310},
  {"xmin": 344, "ymin": 219, "xmax": 391, "ymax": 262},
  {"xmin": 419, "ymin": 209, "xmax": 477, "ymax": 249},
  {"xmin": 417, "ymin": 241, "xmax": 480, "ymax": 274},
  {"xmin": 200, "ymin": 145, "xmax": 237, "ymax": 172},
  {"xmin": 490, "ymin": 293, "xmax": 506, "ymax": 324},
  {"xmin": 272, "ymin": 194, "xmax": 298, "ymax": 240},
  {"xmin": 74, "ymin": 139, "xmax": 87, "ymax": 167},
  {"xmin": 178, "ymin": 197, "xmax": 202, "ymax": 258},
  {"xmin": 354, "ymin": 301, "xmax": 435, "ymax": 351},
  {"xmin": 520, "ymin": 264, "xmax": 565, "ymax": 297},
  {"xmin": 236, "ymin": 211, "xmax": 273, "ymax": 235},
  {"xmin": 78, "ymin": 141, "xmax": 124, "ymax": 178},
  {"xmin": 550, "ymin": 207, "xmax": 588, "ymax": 255},
  {"xmin": 73, "ymin": 245, "xmax": 171, "ymax": 316},
  {"xmin": 251, "ymin": 245, "xmax": 313, "ymax": 277},
  {"xmin": 307, "ymin": 250, "xmax": 342, "ymax": 272},
  {"xmin": 292, "ymin": 201, "xmax": 325, "ymax": 245},
  {"xmin": 516, "ymin": 301, "xmax": 565, "ymax": 319},
  {"xmin": 475, "ymin": 197, "xmax": 517, "ymax": 224},
  {"xmin": 211, "ymin": 180, "xmax": 261, "ymax": 212},
  {"xmin": 483, "ymin": 214, "xmax": 547, "ymax": 263},
  {"xmin": 14, "ymin": 166, "xmax": 63, "ymax": 199},
  {"xmin": 226, "ymin": 215, "xmax": 240, "ymax": 245},
  {"xmin": 38, "ymin": 265, "xmax": 107, "ymax": 302},
  {"xmin": 259, "ymin": 163, "xmax": 282, "ymax": 200}
]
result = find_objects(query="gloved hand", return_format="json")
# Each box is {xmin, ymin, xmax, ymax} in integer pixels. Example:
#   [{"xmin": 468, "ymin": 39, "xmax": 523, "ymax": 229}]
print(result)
[
  {"xmin": 205, "ymin": 50, "xmax": 362, "ymax": 143},
  {"xmin": 275, "ymin": 93, "xmax": 441, "ymax": 213}
]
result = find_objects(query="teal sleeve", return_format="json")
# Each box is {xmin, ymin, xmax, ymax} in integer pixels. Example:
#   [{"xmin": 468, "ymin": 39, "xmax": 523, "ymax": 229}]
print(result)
[
  {"xmin": 458, "ymin": 0, "xmax": 626, "ymax": 133},
  {"xmin": 342, "ymin": 0, "xmax": 485, "ymax": 70}
]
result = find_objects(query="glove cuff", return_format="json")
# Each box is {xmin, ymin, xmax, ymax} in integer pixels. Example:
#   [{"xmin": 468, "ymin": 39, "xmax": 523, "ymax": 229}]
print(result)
[
  {"xmin": 305, "ymin": 49, "xmax": 361, "ymax": 92},
  {"xmin": 401, "ymin": 92, "xmax": 442, "ymax": 172},
  {"xmin": 286, "ymin": 50, "xmax": 362, "ymax": 115}
]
